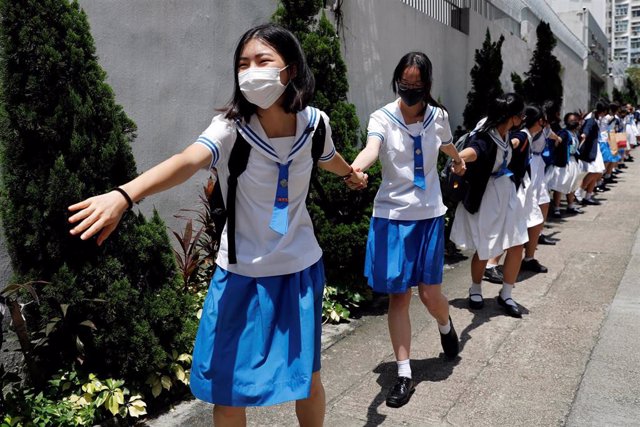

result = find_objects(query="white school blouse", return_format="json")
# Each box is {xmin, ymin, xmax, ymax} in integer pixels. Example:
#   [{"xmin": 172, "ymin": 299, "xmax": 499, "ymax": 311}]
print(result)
[
  {"xmin": 366, "ymin": 99, "xmax": 453, "ymax": 220},
  {"xmin": 193, "ymin": 106, "xmax": 336, "ymax": 277}
]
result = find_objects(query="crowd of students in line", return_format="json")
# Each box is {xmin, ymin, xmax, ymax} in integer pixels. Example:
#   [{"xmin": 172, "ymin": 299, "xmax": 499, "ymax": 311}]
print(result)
[{"xmin": 66, "ymin": 23, "xmax": 635, "ymax": 426}]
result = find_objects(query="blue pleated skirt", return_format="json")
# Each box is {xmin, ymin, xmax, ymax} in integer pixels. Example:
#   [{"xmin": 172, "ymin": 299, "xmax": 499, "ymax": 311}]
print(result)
[
  {"xmin": 600, "ymin": 141, "xmax": 621, "ymax": 163},
  {"xmin": 189, "ymin": 260, "xmax": 325, "ymax": 407},
  {"xmin": 364, "ymin": 216, "xmax": 445, "ymax": 294}
]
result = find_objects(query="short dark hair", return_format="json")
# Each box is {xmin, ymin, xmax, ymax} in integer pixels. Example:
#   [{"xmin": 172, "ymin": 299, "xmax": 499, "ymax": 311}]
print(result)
[
  {"xmin": 523, "ymin": 104, "xmax": 544, "ymax": 128},
  {"xmin": 594, "ymin": 100, "xmax": 608, "ymax": 115},
  {"xmin": 609, "ymin": 102, "xmax": 619, "ymax": 114},
  {"xmin": 223, "ymin": 23, "xmax": 315, "ymax": 122},
  {"xmin": 391, "ymin": 52, "xmax": 446, "ymax": 111},
  {"xmin": 563, "ymin": 112, "xmax": 578, "ymax": 124},
  {"xmin": 480, "ymin": 93, "xmax": 524, "ymax": 132}
]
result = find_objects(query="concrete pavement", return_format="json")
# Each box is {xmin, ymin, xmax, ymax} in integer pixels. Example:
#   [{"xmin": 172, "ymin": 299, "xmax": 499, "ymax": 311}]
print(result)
[{"xmin": 145, "ymin": 159, "xmax": 640, "ymax": 426}]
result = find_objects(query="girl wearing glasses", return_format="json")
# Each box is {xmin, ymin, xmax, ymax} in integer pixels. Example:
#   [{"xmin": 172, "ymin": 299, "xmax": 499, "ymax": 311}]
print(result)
[{"xmin": 350, "ymin": 52, "xmax": 464, "ymax": 408}]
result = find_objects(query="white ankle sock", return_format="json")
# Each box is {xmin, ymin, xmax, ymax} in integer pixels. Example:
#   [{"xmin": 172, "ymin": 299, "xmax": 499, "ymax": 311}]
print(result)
[
  {"xmin": 501, "ymin": 284, "xmax": 517, "ymax": 307},
  {"xmin": 486, "ymin": 262, "xmax": 498, "ymax": 268},
  {"xmin": 438, "ymin": 318, "xmax": 451, "ymax": 335},
  {"xmin": 524, "ymin": 256, "xmax": 533, "ymax": 262},
  {"xmin": 469, "ymin": 283, "xmax": 483, "ymax": 302},
  {"xmin": 397, "ymin": 359, "xmax": 411, "ymax": 379},
  {"xmin": 586, "ymin": 192, "xmax": 594, "ymax": 200},
  {"xmin": 568, "ymin": 203, "xmax": 576, "ymax": 209}
]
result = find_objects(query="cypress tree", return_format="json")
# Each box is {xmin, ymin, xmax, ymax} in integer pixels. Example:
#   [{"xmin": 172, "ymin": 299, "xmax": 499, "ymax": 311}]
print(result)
[
  {"xmin": 0, "ymin": 0, "xmax": 196, "ymax": 386},
  {"xmin": 273, "ymin": 3, "xmax": 378, "ymax": 301},
  {"xmin": 522, "ymin": 21, "xmax": 563, "ymax": 106},
  {"xmin": 463, "ymin": 29, "xmax": 504, "ymax": 130}
]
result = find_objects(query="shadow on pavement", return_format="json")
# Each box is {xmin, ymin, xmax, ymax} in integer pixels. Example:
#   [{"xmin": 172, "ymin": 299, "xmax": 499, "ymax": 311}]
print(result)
[{"xmin": 364, "ymin": 354, "xmax": 461, "ymax": 427}]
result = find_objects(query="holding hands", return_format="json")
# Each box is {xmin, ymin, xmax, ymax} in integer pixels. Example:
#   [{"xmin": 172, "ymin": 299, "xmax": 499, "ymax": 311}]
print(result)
[
  {"xmin": 344, "ymin": 167, "xmax": 368, "ymax": 190},
  {"xmin": 451, "ymin": 158, "xmax": 466, "ymax": 176}
]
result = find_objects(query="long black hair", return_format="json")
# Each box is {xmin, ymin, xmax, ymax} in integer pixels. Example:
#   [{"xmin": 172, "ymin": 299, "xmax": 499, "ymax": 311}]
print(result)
[
  {"xmin": 479, "ymin": 93, "xmax": 524, "ymax": 133},
  {"xmin": 391, "ymin": 52, "xmax": 446, "ymax": 111},
  {"xmin": 223, "ymin": 24, "xmax": 315, "ymax": 122},
  {"xmin": 523, "ymin": 104, "xmax": 544, "ymax": 129}
]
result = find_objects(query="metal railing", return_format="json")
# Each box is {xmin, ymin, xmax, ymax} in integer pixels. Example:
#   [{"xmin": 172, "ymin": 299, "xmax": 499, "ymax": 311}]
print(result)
[{"xmin": 401, "ymin": 0, "xmax": 467, "ymax": 32}]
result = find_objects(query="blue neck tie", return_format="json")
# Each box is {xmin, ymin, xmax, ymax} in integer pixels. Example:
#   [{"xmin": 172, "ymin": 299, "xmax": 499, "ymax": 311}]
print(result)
[
  {"xmin": 412, "ymin": 135, "xmax": 426, "ymax": 190},
  {"xmin": 269, "ymin": 161, "xmax": 291, "ymax": 235},
  {"xmin": 493, "ymin": 148, "xmax": 513, "ymax": 178}
]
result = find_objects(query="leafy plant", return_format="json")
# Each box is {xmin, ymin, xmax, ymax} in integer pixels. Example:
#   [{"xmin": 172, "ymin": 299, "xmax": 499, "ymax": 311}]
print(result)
[
  {"xmin": 522, "ymin": 21, "xmax": 563, "ymax": 106},
  {"xmin": 145, "ymin": 350, "xmax": 192, "ymax": 399},
  {"xmin": 463, "ymin": 28, "xmax": 505, "ymax": 130},
  {"xmin": 0, "ymin": 0, "xmax": 197, "ymax": 387}
]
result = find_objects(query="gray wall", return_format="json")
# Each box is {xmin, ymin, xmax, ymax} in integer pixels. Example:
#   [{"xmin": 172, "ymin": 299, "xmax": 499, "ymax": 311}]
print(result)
[{"xmin": 340, "ymin": 0, "xmax": 589, "ymax": 130}]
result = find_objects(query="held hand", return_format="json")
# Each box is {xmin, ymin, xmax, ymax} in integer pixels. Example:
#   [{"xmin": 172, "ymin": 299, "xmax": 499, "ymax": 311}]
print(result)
[
  {"xmin": 451, "ymin": 159, "xmax": 466, "ymax": 176},
  {"xmin": 68, "ymin": 191, "xmax": 129, "ymax": 245},
  {"xmin": 345, "ymin": 167, "xmax": 368, "ymax": 190}
]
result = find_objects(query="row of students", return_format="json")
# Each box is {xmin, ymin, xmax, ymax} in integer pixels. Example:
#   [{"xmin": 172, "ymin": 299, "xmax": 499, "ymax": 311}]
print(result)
[
  {"xmin": 68, "ymin": 24, "xmax": 467, "ymax": 423},
  {"xmin": 69, "ymin": 22, "xmax": 635, "ymax": 424}
]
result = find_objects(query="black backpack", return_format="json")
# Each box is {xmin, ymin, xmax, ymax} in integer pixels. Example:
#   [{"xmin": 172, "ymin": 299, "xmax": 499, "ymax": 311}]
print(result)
[{"xmin": 211, "ymin": 118, "xmax": 326, "ymax": 264}]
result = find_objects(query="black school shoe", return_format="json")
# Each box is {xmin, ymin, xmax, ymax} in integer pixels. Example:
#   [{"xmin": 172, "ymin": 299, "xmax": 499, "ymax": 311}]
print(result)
[
  {"xmin": 483, "ymin": 266, "xmax": 504, "ymax": 284},
  {"xmin": 538, "ymin": 234, "xmax": 556, "ymax": 245},
  {"xmin": 440, "ymin": 316, "xmax": 460, "ymax": 359},
  {"xmin": 521, "ymin": 258, "xmax": 548, "ymax": 273},
  {"xmin": 497, "ymin": 293, "xmax": 522, "ymax": 318},
  {"xmin": 386, "ymin": 376, "xmax": 415, "ymax": 408},
  {"xmin": 565, "ymin": 206, "xmax": 583, "ymax": 214}
]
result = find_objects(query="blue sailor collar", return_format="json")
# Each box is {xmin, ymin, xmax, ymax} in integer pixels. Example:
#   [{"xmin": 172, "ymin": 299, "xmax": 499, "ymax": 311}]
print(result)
[
  {"xmin": 487, "ymin": 127, "xmax": 509, "ymax": 151},
  {"xmin": 234, "ymin": 106, "xmax": 321, "ymax": 164},
  {"xmin": 378, "ymin": 99, "xmax": 438, "ymax": 136}
]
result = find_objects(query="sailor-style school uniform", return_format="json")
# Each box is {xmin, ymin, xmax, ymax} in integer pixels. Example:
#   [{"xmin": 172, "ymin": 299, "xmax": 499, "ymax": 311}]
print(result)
[
  {"xmin": 511, "ymin": 129, "xmax": 543, "ymax": 228},
  {"xmin": 450, "ymin": 128, "xmax": 529, "ymax": 261},
  {"xmin": 547, "ymin": 128, "xmax": 582, "ymax": 194},
  {"xmin": 529, "ymin": 127, "xmax": 552, "ymax": 206},
  {"xmin": 189, "ymin": 106, "xmax": 336, "ymax": 407},
  {"xmin": 599, "ymin": 114, "xmax": 622, "ymax": 163},
  {"xmin": 364, "ymin": 100, "xmax": 452, "ymax": 293},
  {"xmin": 579, "ymin": 114, "xmax": 605, "ymax": 173}
]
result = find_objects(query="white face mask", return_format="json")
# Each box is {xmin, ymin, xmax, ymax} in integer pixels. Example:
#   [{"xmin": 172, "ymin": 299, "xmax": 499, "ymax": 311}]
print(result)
[{"xmin": 238, "ymin": 66, "xmax": 289, "ymax": 109}]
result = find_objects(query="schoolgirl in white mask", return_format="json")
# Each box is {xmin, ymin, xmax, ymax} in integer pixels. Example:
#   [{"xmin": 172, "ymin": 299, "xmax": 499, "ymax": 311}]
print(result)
[{"xmin": 68, "ymin": 24, "xmax": 367, "ymax": 426}]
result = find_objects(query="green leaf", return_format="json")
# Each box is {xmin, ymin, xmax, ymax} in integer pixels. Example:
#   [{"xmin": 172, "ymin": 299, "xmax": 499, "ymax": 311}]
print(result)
[
  {"xmin": 161, "ymin": 375, "xmax": 172, "ymax": 390},
  {"xmin": 151, "ymin": 382, "xmax": 162, "ymax": 398},
  {"xmin": 78, "ymin": 320, "xmax": 97, "ymax": 330},
  {"xmin": 106, "ymin": 395, "xmax": 119, "ymax": 415}
]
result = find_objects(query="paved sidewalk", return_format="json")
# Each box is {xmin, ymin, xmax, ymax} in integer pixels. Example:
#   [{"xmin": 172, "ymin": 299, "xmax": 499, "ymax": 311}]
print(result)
[{"xmin": 145, "ymin": 160, "xmax": 640, "ymax": 426}]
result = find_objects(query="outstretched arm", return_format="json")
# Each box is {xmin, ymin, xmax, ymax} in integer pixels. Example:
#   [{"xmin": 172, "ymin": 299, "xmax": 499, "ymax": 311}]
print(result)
[
  {"xmin": 439, "ymin": 143, "xmax": 466, "ymax": 175},
  {"xmin": 68, "ymin": 144, "xmax": 211, "ymax": 245}
]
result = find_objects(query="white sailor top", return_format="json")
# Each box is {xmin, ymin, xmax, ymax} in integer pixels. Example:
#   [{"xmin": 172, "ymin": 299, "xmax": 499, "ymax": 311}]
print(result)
[
  {"xmin": 366, "ymin": 99, "xmax": 453, "ymax": 220},
  {"xmin": 194, "ymin": 106, "xmax": 336, "ymax": 277}
]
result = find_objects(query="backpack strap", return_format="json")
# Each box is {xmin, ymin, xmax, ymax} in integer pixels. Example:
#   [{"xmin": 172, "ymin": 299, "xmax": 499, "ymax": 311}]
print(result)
[
  {"xmin": 308, "ymin": 117, "xmax": 331, "ymax": 211},
  {"xmin": 225, "ymin": 131, "xmax": 252, "ymax": 264}
]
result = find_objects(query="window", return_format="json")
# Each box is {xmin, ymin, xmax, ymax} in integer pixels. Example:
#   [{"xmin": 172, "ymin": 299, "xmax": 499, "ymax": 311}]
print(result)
[
  {"xmin": 616, "ymin": 21, "xmax": 629, "ymax": 32},
  {"xmin": 633, "ymin": 7, "xmax": 640, "ymax": 18},
  {"xmin": 632, "ymin": 40, "xmax": 640, "ymax": 49},
  {"xmin": 617, "ymin": 5, "xmax": 629, "ymax": 17},
  {"xmin": 616, "ymin": 38, "xmax": 628, "ymax": 47}
]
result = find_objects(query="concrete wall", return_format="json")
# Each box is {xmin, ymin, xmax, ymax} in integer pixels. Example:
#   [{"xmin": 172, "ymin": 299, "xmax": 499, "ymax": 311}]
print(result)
[{"xmin": 340, "ymin": 0, "xmax": 589, "ymax": 130}]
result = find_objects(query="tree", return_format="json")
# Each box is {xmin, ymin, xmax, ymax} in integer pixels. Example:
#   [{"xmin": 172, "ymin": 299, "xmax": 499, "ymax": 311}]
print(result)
[
  {"xmin": 0, "ymin": 0, "xmax": 196, "ymax": 388},
  {"xmin": 522, "ymin": 21, "xmax": 563, "ymax": 107},
  {"xmin": 511, "ymin": 72, "xmax": 525, "ymax": 98},
  {"xmin": 623, "ymin": 76, "xmax": 638, "ymax": 105},
  {"xmin": 612, "ymin": 87, "xmax": 624, "ymax": 105},
  {"xmin": 463, "ymin": 29, "xmax": 505, "ymax": 130},
  {"xmin": 273, "ymin": 3, "xmax": 378, "ymax": 309}
]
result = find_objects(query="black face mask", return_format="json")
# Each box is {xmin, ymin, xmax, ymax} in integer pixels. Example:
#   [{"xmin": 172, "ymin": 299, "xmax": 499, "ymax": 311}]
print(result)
[
  {"xmin": 397, "ymin": 86, "xmax": 425, "ymax": 107},
  {"xmin": 566, "ymin": 122, "xmax": 579, "ymax": 130}
]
